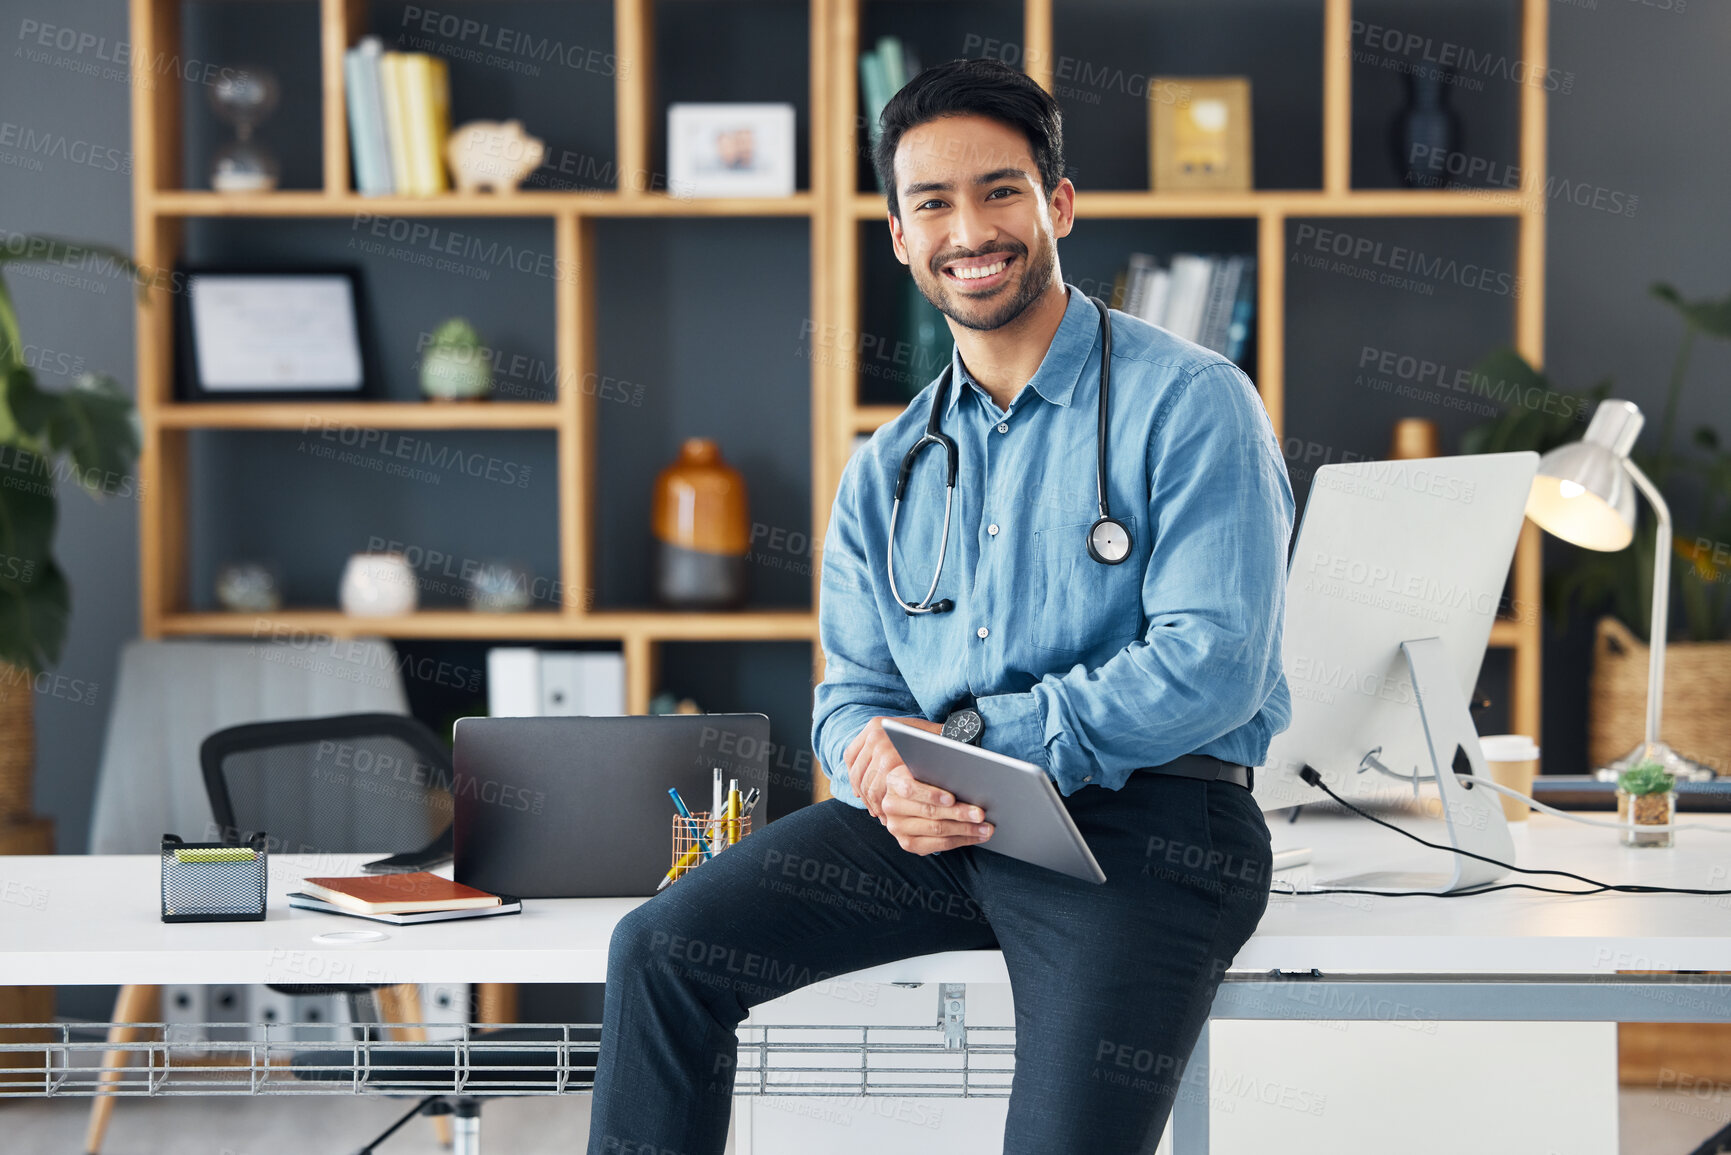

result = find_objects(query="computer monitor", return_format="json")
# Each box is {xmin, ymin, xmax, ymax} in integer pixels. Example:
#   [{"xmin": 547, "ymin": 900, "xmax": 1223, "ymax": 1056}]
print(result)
[{"xmin": 1252, "ymin": 451, "xmax": 1539, "ymax": 893}]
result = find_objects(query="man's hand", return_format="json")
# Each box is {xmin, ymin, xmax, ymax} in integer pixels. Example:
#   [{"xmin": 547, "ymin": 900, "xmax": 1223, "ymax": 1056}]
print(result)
[{"xmin": 843, "ymin": 716, "xmax": 994, "ymax": 855}]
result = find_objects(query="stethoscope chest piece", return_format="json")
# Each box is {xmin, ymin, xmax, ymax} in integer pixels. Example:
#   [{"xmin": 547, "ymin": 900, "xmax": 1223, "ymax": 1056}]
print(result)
[{"xmin": 1086, "ymin": 516, "xmax": 1132, "ymax": 565}]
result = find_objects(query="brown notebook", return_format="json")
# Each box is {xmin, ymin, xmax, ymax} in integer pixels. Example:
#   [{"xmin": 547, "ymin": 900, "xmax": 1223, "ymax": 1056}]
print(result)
[{"xmin": 301, "ymin": 872, "xmax": 501, "ymax": 914}]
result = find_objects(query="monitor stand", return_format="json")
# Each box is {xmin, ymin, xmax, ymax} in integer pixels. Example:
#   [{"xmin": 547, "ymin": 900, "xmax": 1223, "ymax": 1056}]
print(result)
[{"xmin": 1317, "ymin": 636, "xmax": 1515, "ymax": 895}]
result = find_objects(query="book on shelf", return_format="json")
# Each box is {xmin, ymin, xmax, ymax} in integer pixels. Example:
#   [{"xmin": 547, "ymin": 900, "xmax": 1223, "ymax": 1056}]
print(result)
[
  {"xmin": 361, "ymin": 48, "xmax": 450, "ymax": 195},
  {"xmin": 487, "ymin": 647, "xmax": 626, "ymax": 717},
  {"xmin": 300, "ymin": 872, "xmax": 501, "ymax": 914},
  {"xmin": 288, "ymin": 890, "xmax": 522, "ymax": 925},
  {"xmin": 860, "ymin": 36, "xmax": 920, "ymax": 194},
  {"xmin": 344, "ymin": 36, "xmax": 393, "ymax": 195},
  {"xmin": 1109, "ymin": 252, "xmax": 1256, "ymax": 364}
]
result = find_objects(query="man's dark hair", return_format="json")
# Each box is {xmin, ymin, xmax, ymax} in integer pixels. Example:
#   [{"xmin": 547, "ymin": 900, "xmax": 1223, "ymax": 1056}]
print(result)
[{"xmin": 872, "ymin": 57, "xmax": 1066, "ymax": 221}]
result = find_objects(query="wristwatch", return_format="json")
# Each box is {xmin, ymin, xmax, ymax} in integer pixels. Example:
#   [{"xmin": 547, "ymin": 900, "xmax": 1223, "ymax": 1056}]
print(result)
[{"xmin": 942, "ymin": 706, "xmax": 984, "ymax": 746}]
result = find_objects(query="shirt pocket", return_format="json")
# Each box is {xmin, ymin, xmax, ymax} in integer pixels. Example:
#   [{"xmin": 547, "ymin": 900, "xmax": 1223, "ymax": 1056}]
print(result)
[{"xmin": 1028, "ymin": 515, "xmax": 1145, "ymax": 658}]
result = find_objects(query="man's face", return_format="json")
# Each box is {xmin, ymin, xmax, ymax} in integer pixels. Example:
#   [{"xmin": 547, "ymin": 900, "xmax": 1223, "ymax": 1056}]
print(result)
[{"xmin": 888, "ymin": 114, "xmax": 1074, "ymax": 333}]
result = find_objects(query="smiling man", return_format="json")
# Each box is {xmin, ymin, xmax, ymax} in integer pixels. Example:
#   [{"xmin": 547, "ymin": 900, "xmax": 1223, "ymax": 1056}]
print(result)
[{"xmin": 588, "ymin": 58, "xmax": 1295, "ymax": 1154}]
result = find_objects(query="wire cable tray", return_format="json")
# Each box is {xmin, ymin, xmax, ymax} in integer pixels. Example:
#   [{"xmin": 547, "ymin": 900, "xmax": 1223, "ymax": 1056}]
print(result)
[{"xmin": 0, "ymin": 1020, "xmax": 1017, "ymax": 1099}]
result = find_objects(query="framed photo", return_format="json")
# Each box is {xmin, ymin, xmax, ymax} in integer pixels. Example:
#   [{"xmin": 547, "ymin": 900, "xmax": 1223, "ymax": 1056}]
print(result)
[
  {"xmin": 667, "ymin": 103, "xmax": 797, "ymax": 198},
  {"xmin": 1149, "ymin": 77, "xmax": 1253, "ymax": 192},
  {"xmin": 175, "ymin": 266, "xmax": 374, "ymax": 401}
]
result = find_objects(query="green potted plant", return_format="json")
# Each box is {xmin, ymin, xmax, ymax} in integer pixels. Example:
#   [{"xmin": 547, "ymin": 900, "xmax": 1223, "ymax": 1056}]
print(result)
[
  {"xmin": 418, "ymin": 317, "xmax": 492, "ymax": 401},
  {"xmin": 1616, "ymin": 761, "xmax": 1677, "ymax": 847},
  {"xmin": 1463, "ymin": 283, "xmax": 1731, "ymax": 774},
  {"xmin": 0, "ymin": 236, "xmax": 141, "ymax": 854}
]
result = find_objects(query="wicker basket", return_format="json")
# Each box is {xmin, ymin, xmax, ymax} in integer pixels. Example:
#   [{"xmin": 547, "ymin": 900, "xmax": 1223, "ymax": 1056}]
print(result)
[{"xmin": 1590, "ymin": 616, "xmax": 1731, "ymax": 775}]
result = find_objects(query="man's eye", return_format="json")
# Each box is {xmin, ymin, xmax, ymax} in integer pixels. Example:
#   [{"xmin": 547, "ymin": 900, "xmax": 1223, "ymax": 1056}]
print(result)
[
  {"xmin": 988, "ymin": 187, "xmax": 1017, "ymax": 199},
  {"xmin": 916, "ymin": 199, "xmax": 945, "ymax": 211}
]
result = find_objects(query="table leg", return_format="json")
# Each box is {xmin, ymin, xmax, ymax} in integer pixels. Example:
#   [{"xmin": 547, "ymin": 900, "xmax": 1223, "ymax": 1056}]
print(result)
[
  {"xmin": 82, "ymin": 983, "xmax": 158, "ymax": 1155},
  {"xmin": 1170, "ymin": 1019, "xmax": 1209, "ymax": 1155},
  {"xmin": 378, "ymin": 983, "xmax": 452, "ymax": 1147}
]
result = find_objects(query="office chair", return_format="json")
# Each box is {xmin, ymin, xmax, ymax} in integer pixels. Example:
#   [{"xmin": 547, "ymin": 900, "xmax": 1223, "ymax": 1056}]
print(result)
[
  {"xmin": 85, "ymin": 713, "xmax": 455, "ymax": 1155},
  {"xmin": 290, "ymin": 1024, "xmax": 600, "ymax": 1154}
]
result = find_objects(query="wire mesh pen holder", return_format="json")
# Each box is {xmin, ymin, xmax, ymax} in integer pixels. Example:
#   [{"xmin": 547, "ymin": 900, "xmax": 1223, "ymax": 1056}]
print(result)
[
  {"xmin": 161, "ymin": 832, "xmax": 268, "ymax": 922},
  {"xmin": 668, "ymin": 811, "xmax": 752, "ymax": 884}
]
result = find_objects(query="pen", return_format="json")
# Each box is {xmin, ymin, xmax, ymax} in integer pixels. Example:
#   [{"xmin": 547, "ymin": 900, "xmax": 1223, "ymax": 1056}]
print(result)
[
  {"xmin": 726, "ymin": 779, "xmax": 742, "ymax": 844},
  {"xmin": 741, "ymin": 787, "xmax": 760, "ymax": 818},
  {"xmin": 712, "ymin": 768, "xmax": 725, "ymax": 852},
  {"xmin": 657, "ymin": 842, "xmax": 703, "ymax": 891},
  {"xmin": 668, "ymin": 787, "xmax": 713, "ymax": 861}
]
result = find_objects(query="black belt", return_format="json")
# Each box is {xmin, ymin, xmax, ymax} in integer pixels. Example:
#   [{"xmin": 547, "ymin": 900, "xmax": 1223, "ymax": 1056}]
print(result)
[{"xmin": 1138, "ymin": 753, "xmax": 1253, "ymax": 791}]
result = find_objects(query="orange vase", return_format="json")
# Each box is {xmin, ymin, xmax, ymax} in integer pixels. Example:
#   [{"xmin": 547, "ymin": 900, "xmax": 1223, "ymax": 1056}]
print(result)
[{"xmin": 652, "ymin": 438, "xmax": 750, "ymax": 608}]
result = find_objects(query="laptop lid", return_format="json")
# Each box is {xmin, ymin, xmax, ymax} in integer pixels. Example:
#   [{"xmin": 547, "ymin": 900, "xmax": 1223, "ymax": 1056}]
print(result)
[{"xmin": 453, "ymin": 713, "xmax": 771, "ymax": 898}]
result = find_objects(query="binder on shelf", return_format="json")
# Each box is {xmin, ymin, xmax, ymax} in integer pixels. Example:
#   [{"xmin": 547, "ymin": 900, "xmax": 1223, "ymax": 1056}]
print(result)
[
  {"xmin": 379, "ymin": 52, "xmax": 415, "ymax": 194},
  {"xmin": 487, "ymin": 648, "xmax": 626, "ymax": 718}
]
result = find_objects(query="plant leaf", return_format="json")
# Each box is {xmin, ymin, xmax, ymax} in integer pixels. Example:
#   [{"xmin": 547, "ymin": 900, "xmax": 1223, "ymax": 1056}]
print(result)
[
  {"xmin": 1651, "ymin": 282, "xmax": 1731, "ymax": 341},
  {"xmin": 0, "ymin": 480, "xmax": 65, "ymax": 673},
  {"xmin": 40, "ymin": 373, "xmax": 139, "ymax": 493}
]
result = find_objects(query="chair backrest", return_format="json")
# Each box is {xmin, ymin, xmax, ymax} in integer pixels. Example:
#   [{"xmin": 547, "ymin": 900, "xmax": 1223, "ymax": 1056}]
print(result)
[{"xmin": 200, "ymin": 713, "xmax": 452, "ymax": 857}]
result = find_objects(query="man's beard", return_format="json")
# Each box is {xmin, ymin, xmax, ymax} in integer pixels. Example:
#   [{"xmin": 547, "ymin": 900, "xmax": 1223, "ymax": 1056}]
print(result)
[{"xmin": 913, "ymin": 234, "xmax": 1055, "ymax": 333}]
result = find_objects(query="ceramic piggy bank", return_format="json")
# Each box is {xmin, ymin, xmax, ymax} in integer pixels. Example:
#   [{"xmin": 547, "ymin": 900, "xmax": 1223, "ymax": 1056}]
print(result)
[{"xmin": 446, "ymin": 120, "xmax": 546, "ymax": 194}]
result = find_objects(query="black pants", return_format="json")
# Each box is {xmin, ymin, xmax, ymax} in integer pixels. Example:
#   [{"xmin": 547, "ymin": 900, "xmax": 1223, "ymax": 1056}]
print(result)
[{"xmin": 587, "ymin": 770, "xmax": 1272, "ymax": 1155}]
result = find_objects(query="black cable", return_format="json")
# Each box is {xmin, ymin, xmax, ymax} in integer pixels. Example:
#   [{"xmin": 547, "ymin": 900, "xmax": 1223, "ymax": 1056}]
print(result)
[{"xmin": 1289, "ymin": 765, "xmax": 1731, "ymax": 898}]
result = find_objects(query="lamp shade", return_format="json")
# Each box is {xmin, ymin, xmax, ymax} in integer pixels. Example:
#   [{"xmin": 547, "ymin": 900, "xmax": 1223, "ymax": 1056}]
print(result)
[{"xmin": 1524, "ymin": 400, "xmax": 1642, "ymax": 551}]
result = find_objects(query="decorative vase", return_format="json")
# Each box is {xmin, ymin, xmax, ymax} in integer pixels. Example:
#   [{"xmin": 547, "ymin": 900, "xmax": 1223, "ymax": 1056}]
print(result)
[
  {"xmin": 1392, "ymin": 69, "xmax": 1460, "ymax": 188},
  {"xmin": 1616, "ymin": 787, "xmax": 1677, "ymax": 848},
  {"xmin": 419, "ymin": 318, "xmax": 492, "ymax": 401},
  {"xmin": 339, "ymin": 552, "xmax": 419, "ymax": 617},
  {"xmin": 652, "ymin": 438, "xmax": 749, "ymax": 609}
]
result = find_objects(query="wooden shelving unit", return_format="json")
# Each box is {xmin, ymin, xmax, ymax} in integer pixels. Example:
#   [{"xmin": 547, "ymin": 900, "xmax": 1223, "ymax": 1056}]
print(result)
[{"xmin": 131, "ymin": 0, "xmax": 1547, "ymax": 802}]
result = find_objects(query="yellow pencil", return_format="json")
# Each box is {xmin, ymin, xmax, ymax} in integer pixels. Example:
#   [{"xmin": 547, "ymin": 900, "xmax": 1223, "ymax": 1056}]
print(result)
[{"xmin": 657, "ymin": 842, "xmax": 703, "ymax": 892}]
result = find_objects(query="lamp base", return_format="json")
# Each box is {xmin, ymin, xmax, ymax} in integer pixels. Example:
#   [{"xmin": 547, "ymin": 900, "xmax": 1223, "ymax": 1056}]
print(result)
[{"xmin": 1593, "ymin": 739, "xmax": 1717, "ymax": 782}]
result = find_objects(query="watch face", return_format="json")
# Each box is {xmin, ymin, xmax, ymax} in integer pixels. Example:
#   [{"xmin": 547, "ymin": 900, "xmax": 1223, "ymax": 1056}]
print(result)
[{"xmin": 944, "ymin": 709, "xmax": 983, "ymax": 745}]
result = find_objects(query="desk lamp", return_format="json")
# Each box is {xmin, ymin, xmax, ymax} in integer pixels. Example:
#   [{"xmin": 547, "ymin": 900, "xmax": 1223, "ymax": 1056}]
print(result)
[{"xmin": 1525, "ymin": 399, "xmax": 1711, "ymax": 780}]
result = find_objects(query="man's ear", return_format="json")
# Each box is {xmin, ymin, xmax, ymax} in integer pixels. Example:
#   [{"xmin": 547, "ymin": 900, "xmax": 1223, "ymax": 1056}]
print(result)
[
  {"xmin": 1049, "ymin": 177, "xmax": 1077, "ymax": 241},
  {"xmin": 887, "ymin": 210, "xmax": 910, "ymax": 266}
]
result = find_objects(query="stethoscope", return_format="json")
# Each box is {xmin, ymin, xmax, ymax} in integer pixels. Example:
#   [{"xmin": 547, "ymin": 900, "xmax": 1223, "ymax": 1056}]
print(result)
[{"xmin": 888, "ymin": 294, "xmax": 1131, "ymax": 616}]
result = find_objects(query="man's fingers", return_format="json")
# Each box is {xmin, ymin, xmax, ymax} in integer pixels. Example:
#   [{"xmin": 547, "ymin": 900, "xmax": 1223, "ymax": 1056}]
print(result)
[
  {"xmin": 895, "ymin": 833, "xmax": 992, "ymax": 856},
  {"xmin": 884, "ymin": 766, "xmax": 958, "ymax": 809}
]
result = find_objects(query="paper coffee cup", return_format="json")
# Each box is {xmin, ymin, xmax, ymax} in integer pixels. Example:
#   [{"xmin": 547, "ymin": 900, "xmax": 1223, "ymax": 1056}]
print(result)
[{"xmin": 1479, "ymin": 734, "xmax": 1540, "ymax": 823}]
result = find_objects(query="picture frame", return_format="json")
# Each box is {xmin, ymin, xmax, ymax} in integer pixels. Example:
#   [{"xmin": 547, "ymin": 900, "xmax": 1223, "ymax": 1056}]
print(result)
[
  {"xmin": 666, "ymin": 103, "xmax": 797, "ymax": 198},
  {"xmin": 174, "ymin": 265, "xmax": 375, "ymax": 401},
  {"xmin": 1149, "ymin": 77, "xmax": 1253, "ymax": 192}
]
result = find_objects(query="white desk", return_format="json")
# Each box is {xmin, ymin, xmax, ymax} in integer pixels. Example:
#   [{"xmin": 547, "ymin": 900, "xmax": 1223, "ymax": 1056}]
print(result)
[{"xmin": 4, "ymin": 810, "xmax": 1730, "ymax": 1155}]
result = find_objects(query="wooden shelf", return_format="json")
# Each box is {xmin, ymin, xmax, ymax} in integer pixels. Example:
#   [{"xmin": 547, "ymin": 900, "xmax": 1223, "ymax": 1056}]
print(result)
[
  {"xmin": 155, "ymin": 402, "xmax": 562, "ymax": 430},
  {"xmin": 851, "ymin": 190, "xmax": 1530, "ymax": 221},
  {"xmin": 161, "ymin": 609, "xmax": 818, "ymax": 643},
  {"xmin": 146, "ymin": 190, "xmax": 817, "ymax": 219},
  {"xmin": 851, "ymin": 404, "xmax": 905, "ymax": 433}
]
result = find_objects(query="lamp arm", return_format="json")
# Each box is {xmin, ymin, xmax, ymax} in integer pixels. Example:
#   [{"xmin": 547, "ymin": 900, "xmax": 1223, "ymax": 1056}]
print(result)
[{"xmin": 1622, "ymin": 456, "xmax": 1671, "ymax": 748}]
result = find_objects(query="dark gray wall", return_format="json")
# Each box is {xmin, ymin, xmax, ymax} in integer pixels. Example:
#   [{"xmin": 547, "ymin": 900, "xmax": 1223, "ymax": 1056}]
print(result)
[{"xmin": 4, "ymin": 1, "xmax": 1728, "ymax": 859}]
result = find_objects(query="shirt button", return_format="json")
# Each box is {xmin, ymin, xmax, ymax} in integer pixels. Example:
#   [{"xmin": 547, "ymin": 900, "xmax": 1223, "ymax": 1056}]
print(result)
[
  {"xmin": 987, "ymin": 524, "xmax": 999, "ymax": 536},
  {"xmin": 976, "ymin": 626, "xmax": 989, "ymax": 639},
  {"xmin": 996, "ymin": 422, "xmax": 1009, "ymax": 434}
]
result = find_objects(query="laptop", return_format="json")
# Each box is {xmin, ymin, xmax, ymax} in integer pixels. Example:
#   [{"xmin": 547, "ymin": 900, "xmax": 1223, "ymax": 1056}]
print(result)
[{"xmin": 452, "ymin": 714, "xmax": 771, "ymax": 898}]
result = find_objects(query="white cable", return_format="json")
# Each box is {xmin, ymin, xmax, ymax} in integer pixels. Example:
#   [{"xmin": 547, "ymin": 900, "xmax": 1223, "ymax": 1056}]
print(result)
[{"xmin": 1458, "ymin": 774, "xmax": 1731, "ymax": 834}]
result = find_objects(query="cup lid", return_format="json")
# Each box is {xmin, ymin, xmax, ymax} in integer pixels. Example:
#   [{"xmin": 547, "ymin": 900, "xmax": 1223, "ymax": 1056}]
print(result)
[{"xmin": 1478, "ymin": 734, "xmax": 1540, "ymax": 761}]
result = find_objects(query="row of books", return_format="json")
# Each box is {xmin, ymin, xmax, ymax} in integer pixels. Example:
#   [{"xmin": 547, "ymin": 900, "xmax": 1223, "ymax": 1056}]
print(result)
[
  {"xmin": 1111, "ymin": 253, "xmax": 1256, "ymax": 364},
  {"xmin": 859, "ymin": 36, "xmax": 920, "ymax": 193},
  {"xmin": 344, "ymin": 36, "xmax": 451, "ymax": 196}
]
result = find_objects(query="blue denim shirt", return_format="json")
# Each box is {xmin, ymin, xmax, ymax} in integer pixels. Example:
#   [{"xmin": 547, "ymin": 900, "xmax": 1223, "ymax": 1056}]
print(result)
[{"xmin": 811, "ymin": 283, "xmax": 1296, "ymax": 806}]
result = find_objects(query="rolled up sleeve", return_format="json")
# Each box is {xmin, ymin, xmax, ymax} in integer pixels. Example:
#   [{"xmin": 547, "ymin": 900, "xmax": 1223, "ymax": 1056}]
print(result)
[{"xmin": 975, "ymin": 363, "xmax": 1295, "ymax": 794}]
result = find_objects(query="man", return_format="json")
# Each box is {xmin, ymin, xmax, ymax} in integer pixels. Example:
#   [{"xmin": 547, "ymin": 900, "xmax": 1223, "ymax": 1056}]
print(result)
[{"xmin": 588, "ymin": 57, "xmax": 1293, "ymax": 1154}]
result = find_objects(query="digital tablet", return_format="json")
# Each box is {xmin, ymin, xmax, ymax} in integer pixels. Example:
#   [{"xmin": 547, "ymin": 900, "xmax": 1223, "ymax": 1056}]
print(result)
[{"xmin": 881, "ymin": 720, "xmax": 1107, "ymax": 884}]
